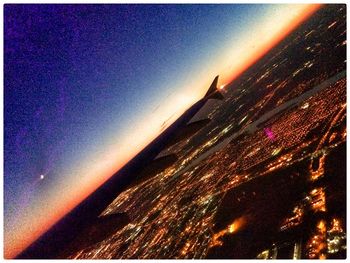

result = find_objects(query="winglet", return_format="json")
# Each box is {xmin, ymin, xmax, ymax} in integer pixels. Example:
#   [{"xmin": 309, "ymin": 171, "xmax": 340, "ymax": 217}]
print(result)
[{"xmin": 204, "ymin": 75, "xmax": 224, "ymax": 100}]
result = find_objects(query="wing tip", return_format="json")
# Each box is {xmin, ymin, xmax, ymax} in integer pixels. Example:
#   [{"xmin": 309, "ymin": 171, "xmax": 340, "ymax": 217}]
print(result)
[{"xmin": 204, "ymin": 75, "xmax": 224, "ymax": 100}]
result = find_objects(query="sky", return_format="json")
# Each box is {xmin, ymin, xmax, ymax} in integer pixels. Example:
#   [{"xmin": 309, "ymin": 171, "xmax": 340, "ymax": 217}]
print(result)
[{"xmin": 4, "ymin": 4, "xmax": 321, "ymax": 258}]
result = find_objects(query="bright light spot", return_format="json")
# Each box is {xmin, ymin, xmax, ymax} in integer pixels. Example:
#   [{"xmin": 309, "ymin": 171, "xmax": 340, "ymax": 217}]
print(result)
[
  {"xmin": 238, "ymin": 115, "xmax": 248, "ymax": 125},
  {"xmin": 40, "ymin": 175, "xmax": 45, "ymax": 180},
  {"xmin": 328, "ymin": 21, "xmax": 337, "ymax": 29},
  {"xmin": 228, "ymin": 223, "xmax": 236, "ymax": 233},
  {"xmin": 301, "ymin": 102, "xmax": 309, "ymax": 109},
  {"xmin": 264, "ymin": 127, "xmax": 276, "ymax": 141},
  {"xmin": 210, "ymin": 216, "xmax": 246, "ymax": 247},
  {"xmin": 271, "ymin": 147, "xmax": 282, "ymax": 156},
  {"xmin": 219, "ymin": 84, "xmax": 226, "ymax": 90}
]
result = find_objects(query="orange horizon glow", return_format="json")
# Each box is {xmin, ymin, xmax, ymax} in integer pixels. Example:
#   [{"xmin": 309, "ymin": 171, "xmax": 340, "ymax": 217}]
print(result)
[
  {"xmin": 220, "ymin": 4, "xmax": 322, "ymax": 86},
  {"xmin": 5, "ymin": 4, "xmax": 322, "ymax": 259}
]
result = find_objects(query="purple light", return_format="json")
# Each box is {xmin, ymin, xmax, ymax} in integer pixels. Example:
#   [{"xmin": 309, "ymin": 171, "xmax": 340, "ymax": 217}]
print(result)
[{"xmin": 264, "ymin": 127, "xmax": 276, "ymax": 141}]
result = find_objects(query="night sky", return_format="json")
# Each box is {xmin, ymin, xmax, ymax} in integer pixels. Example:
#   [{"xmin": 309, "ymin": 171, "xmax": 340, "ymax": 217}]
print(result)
[{"xmin": 4, "ymin": 4, "xmax": 320, "ymax": 258}]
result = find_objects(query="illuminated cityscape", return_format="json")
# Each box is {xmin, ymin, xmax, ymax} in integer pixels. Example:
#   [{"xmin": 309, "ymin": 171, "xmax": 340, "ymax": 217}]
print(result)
[{"xmin": 62, "ymin": 5, "xmax": 346, "ymax": 259}]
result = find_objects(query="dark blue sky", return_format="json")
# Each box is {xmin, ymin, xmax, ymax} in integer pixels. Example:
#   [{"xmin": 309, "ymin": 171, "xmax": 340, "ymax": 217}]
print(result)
[
  {"xmin": 4, "ymin": 4, "xmax": 314, "ymax": 258},
  {"xmin": 5, "ymin": 4, "xmax": 264, "ymax": 219}
]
